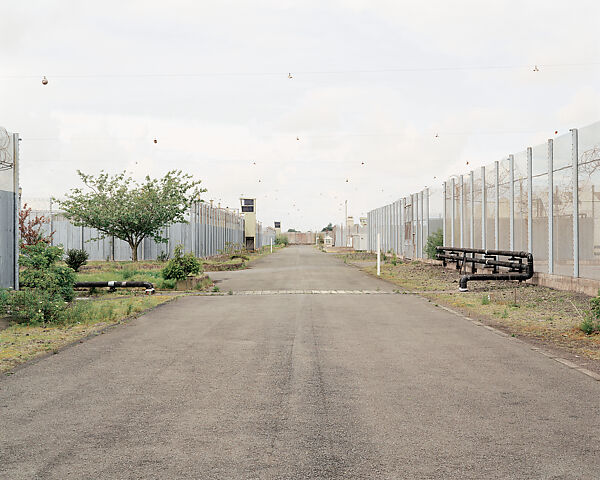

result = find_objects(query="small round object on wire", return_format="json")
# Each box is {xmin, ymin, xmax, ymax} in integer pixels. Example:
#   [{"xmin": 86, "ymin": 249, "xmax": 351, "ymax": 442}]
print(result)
[
  {"xmin": 42, "ymin": 76, "xmax": 48, "ymax": 85},
  {"xmin": 153, "ymin": 138, "xmax": 158, "ymax": 144}
]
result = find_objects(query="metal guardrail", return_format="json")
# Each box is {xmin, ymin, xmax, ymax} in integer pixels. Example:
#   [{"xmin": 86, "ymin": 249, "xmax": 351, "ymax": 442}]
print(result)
[{"xmin": 436, "ymin": 246, "xmax": 534, "ymax": 292}]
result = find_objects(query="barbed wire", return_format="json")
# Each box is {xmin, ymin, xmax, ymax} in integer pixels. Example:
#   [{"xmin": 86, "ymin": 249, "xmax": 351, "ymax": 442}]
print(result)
[{"xmin": 0, "ymin": 127, "xmax": 13, "ymax": 171}]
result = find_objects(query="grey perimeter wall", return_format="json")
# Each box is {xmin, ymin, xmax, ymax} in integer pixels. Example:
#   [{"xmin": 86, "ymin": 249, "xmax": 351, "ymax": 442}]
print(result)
[
  {"xmin": 0, "ymin": 189, "xmax": 16, "ymax": 288},
  {"xmin": 30, "ymin": 202, "xmax": 275, "ymax": 261}
]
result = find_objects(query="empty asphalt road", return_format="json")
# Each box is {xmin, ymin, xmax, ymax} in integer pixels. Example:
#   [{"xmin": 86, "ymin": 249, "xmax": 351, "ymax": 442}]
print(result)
[{"xmin": 3, "ymin": 246, "xmax": 600, "ymax": 479}]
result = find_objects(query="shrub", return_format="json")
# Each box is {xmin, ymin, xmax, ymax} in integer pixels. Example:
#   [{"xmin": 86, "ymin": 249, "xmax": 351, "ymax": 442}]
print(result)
[
  {"xmin": 580, "ymin": 316, "xmax": 600, "ymax": 335},
  {"xmin": 425, "ymin": 229, "xmax": 443, "ymax": 259},
  {"xmin": 65, "ymin": 248, "xmax": 89, "ymax": 272},
  {"xmin": 162, "ymin": 245, "xmax": 202, "ymax": 280},
  {"xmin": 581, "ymin": 290, "xmax": 600, "ymax": 334},
  {"xmin": 2, "ymin": 289, "xmax": 67, "ymax": 325},
  {"xmin": 275, "ymin": 235, "xmax": 289, "ymax": 246},
  {"xmin": 19, "ymin": 203, "xmax": 54, "ymax": 246},
  {"xmin": 1, "ymin": 243, "xmax": 77, "ymax": 324},
  {"xmin": 19, "ymin": 243, "xmax": 76, "ymax": 302},
  {"xmin": 157, "ymin": 251, "xmax": 170, "ymax": 262}
]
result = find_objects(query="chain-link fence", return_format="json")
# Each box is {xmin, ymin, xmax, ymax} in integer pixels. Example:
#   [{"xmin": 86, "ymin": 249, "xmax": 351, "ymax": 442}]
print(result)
[
  {"xmin": 0, "ymin": 128, "xmax": 19, "ymax": 289},
  {"xmin": 366, "ymin": 120, "xmax": 600, "ymax": 282},
  {"xmin": 25, "ymin": 199, "xmax": 274, "ymax": 261}
]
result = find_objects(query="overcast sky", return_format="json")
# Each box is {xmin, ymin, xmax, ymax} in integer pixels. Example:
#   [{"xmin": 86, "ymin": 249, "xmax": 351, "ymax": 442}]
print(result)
[{"xmin": 1, "ymin": 0, "xmax": 599, "ymax": 231}]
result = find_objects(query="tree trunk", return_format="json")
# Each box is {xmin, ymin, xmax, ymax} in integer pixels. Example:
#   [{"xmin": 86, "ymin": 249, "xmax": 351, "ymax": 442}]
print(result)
[{"xmin": 129, "ymin": 241, "xmax": 138, "ymax": 262}]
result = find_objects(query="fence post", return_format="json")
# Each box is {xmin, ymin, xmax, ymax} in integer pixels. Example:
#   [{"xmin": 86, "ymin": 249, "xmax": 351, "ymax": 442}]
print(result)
[
  {"xmin": 12, "ymin": 133, "xmax": 20, "ymax": 290},
  {"xmin": 495, "ymin": 160, "xmax": 499, "ymax": 250},
  {"xmin": 450, "ymin": 178, "xmax": 455, "ymax": 247},
  {"xmin": 442, "ymin": 181, "xmax": 447, "ymax": 246},
  {"xmin": 377, "ymin": 233, "xmax": 381, "ymax": 276},
  {"xmin": 509, "ymin": 155, "xmax": 515, "ymax": 251},
  {"xmin": 481, "ymin": 166, "xmax": 487, "ymax": 248},
  {"xmin": 572, "ymin": 128, "xmax": 579, "ymax": 278},
  {"xmin": 527, "ymin": 147, "xmax": 533, "ymax": 253},
  {"xmin": 400, "ymin": 198, "xmax": 405, "ymax": 257},
  {"xmin": 470, "ymin": 171, "xmax": 474, "ymax": 248},
  {"xmin": 459, "ymin": 175, "xmax": 464, "ymax": 247},
  {"xmin": 419, "ymin": 191, "xmax": 424, "ymax": 257},
  {"xmin": 49, "ymin": 197, "xmax": 54, "ymax": 247},
  {"xmin": 424, "ymin": 188, "xmax": 430, "ymax": 257},
  {"xmin": 548, "ymin": 139, "xmax": 554, "ymax": 274}
]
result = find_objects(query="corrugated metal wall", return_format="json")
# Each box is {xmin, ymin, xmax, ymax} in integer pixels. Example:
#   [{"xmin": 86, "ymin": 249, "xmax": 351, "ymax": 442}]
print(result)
[
  {"xmin": 31, "ymin": 201, "xmax": 274, "ymax": 261},
  {"xmin": 0, "ymin": 132, "xmax": 18, "ymax": 289}
]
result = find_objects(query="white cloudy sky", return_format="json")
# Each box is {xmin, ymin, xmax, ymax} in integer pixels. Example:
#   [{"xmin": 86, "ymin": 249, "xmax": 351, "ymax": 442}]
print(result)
[{"xmin": 1, "ymin": 0, "xmax": 599, "ymax": 230}]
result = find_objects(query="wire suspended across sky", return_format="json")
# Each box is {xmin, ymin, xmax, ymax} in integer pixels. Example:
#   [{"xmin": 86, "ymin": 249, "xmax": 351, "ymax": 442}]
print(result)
[{"xmin": 2, "ymin": 61, "xmax": 600, "ymax": 80}]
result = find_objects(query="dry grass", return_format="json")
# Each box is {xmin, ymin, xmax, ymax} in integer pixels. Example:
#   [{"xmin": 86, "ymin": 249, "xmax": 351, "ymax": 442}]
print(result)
[{"xmin": 1, "ymin": 296, "xmax": 174, "ymax": 373}]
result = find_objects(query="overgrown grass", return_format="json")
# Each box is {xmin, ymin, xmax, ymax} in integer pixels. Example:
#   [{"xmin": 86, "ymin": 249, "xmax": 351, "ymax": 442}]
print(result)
[
  {"xmin": 76, "ymin": 269, "xmax": 176, "ymax": 290},
  {"xmin": 1, "ymin": 296, "xmax": 174, "ymax": 373}
]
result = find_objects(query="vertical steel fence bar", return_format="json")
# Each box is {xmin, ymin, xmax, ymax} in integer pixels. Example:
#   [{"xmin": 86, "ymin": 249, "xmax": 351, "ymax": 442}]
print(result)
[
  {"xmin": 509, "ymin": 154, "xmax": 515, "ymax": 251},
  {"xmin": 450, "ymin": 178, "xmax": 455, "ymax": 247},
  {"xmin": 572, "ymin": 128, "xmax": 579, "ymax": 277},
  {"xmin": 459, "ymin": 175, "xmax": 464, "ymax": 247},
  {"xmin": 470, "ymin": 171, "xmax": 474, "ymax": 248},
  {"xmin": 13, "ymin": 133, "xmax": 20, "ymax": 290},
  {"xmin": 495, "ymin": 160, "xmax": 499, "ymax": 250},
  {"xmin": 548, "ymin": 139, "xmax": 554, "ymax": 274},
  {"xmin": 442, "ymin": 182, "xmax": 447, "ymax": 246},
  {"xmin": 481, "ymin": 166, "xmax": 487, "ymax": 248},
  {"xmin": 527, "ymin": 147, "xmax": 533, "ymax": 253}
]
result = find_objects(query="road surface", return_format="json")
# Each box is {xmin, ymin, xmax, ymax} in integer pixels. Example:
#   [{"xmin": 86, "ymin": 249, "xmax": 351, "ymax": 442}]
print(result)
[{"xmin": 2, "ymin": 245, "xmax": 600, "ymax": 479}]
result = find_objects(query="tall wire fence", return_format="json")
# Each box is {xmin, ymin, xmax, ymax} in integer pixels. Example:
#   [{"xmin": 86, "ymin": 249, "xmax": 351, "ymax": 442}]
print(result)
[
  {"xmin": 0, "ymin": 128, "xmax": 19, "ymax": 289},
  {"xmin": 367, "ymin": 120, "xmax": 600, "ymax": 282},
  {"xmin": 25, "ymin": 198, "xmax": 275, "ymax": 261}
]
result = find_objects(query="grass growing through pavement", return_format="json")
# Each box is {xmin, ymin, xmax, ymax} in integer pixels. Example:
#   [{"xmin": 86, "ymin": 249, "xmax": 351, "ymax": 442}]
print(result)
[
  {"xmin": 0, "ymin": 295, "xmax": 174, "ymax": 373},
  {"xmin": 352, "ymin": 259, "xmax": 600, "ymax": 361}
]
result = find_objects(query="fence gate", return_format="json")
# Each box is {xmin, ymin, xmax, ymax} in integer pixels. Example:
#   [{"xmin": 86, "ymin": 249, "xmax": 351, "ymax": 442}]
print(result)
[{"xmin": 0, "ymin": 127, "xmax": 19, "ymax": 289}]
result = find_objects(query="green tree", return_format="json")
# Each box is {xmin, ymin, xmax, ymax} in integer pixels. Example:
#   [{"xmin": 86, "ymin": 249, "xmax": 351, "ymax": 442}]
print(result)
[
  {"xmin": 57, "ymin": 170, "xmax": 205, "ymax": 261},
  {"xmin": 321, "ymin": 223, "xmax": 333, "ymax": 232}
]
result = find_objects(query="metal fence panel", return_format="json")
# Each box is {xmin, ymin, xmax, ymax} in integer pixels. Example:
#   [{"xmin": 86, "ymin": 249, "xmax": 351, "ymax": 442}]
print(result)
[
  {"xmin": 365, "ymin": 120, "xmax": 600, "ymax": 282},
  {"xmin": 578, "ymin": 121, "xmax": 600, "ymax": 280},
  {"xmin": 531, "ymin": 142, "xmax": 549, "ymax": 273},
  {"xmin": 0, "ymin": 132, "xmax": 18, "ymax": 289},
  {"xmin": 514, "ymin": 150, "xmax": 529, "ymax": 252}
]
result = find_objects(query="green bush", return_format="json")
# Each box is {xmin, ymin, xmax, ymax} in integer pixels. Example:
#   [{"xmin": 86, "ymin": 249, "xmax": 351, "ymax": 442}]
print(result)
[
  {"xmin": 425, "ymin": 229, "xmax": 443, "ymax": 259},
  {"xmin": 20, "ymin": 243, "xmax": 76, "ymax": 302},
  {"xmin": 580, "ymin": 316, "xmax": 600, "ymax": 335},
  {"xmin": 65, "ymin": 248, "xmax": 89, "ymax": 272},
  {"xmin": 162, "ymin": 245, "xmax": 202, "ymax": 281},
  {"xmin": 275, "ymin": 235, "xmax": 289, "ymax": 246},
  {"xmin": 2, "ymin": 289, "xmax": 67, "ymax": 325},
  {"xmin": 580, "ymin": 290, "xmax": 600, "ymax": 334},
  {"xmin": 0, "ymin": 243, "xmax": 77, "ymax": 324}
]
